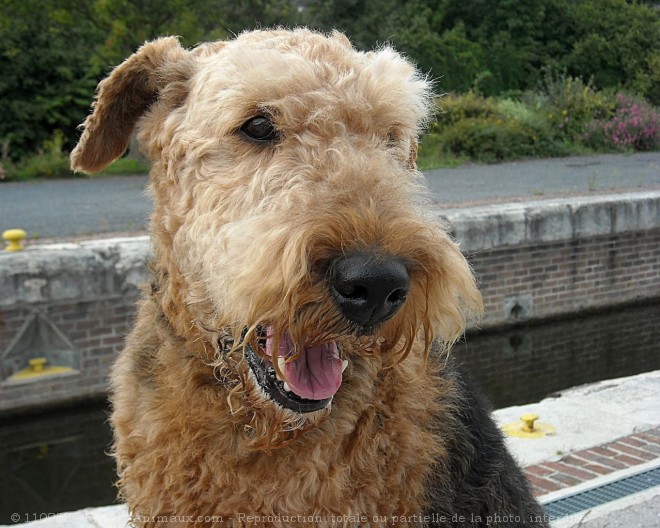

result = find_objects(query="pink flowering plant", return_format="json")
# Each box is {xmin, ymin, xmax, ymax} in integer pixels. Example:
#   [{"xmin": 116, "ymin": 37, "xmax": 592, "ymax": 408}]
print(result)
[{"xmin": 584, "ymin": 94, "xmax": 660, "ymax": 151}]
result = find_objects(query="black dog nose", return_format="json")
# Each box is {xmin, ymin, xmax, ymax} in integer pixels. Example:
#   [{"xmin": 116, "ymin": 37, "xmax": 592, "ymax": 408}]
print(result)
[{"xmin": 329, "ymin": 252, "xmax": 410, "ymax": 327}]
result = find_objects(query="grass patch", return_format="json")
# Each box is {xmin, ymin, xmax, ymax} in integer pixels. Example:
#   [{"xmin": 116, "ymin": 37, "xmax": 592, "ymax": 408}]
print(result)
[
  {"xmin": 417, "ymin": 133, "xmax": 467, "ymax": 170},
  {"xmin": 96, "ymin": 157, "xmax": 149, "ymax": 176},
  {"xmin": 1, "ymin": 152, "xmax": 149, "ymax": 182}
]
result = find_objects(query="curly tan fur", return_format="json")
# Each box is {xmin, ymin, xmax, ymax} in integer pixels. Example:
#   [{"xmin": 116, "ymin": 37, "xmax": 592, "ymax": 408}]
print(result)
[{"xmin": 72, "ymin": 29, "xmax": 546, "ymax": 528}]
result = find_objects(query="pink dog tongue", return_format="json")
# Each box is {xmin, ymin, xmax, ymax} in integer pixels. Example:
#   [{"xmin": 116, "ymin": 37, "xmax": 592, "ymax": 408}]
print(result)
[{"xmin": 265, "ymin": 329, "xmax": 342, "ymax": 400}]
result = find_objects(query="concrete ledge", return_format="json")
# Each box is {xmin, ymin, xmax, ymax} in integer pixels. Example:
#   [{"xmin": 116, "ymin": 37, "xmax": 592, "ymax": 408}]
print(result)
[
  {"xmin": 0, "ymin": 236, "xmax": 150, "ymax": 307},
  {"xmin": 493, "ymin": 370, "xmax": 660, "ymax": 468},
  {"xmin": 437, "ymin": 191, "xmax": 660, "ymax": 252}
]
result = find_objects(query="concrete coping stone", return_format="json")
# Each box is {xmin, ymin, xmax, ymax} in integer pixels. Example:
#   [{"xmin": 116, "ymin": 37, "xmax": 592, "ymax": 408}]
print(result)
[
  {"xmin": 493, "ymin": 369, "xmax": 660, "ymax": 468},
  {"xmin": 0, "ymin": 236, "xmax": 150, "ymax": 308},
  {"xmin": 435, "ymin": 190, "xmax": 660, "ymax": 252}
]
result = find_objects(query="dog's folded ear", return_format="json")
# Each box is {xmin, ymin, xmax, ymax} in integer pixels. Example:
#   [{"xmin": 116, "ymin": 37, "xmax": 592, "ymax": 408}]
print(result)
[{"xmin": 71, "ymin": 37, "xmax": 190, "ymax": 174}]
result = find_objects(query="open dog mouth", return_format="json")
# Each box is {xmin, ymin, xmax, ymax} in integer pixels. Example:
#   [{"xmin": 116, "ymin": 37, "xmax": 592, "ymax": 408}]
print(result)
[{"xmin": 244, "ymin": 327, "xmax": 348, "ymax": 414}]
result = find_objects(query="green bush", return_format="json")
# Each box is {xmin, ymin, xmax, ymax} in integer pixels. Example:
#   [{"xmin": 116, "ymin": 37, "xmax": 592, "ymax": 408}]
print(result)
[
  {"xmin": 430, "ymin": 91, "xmax": 575, "ymax": 164},
  {"xmin": 422, "ymin": 84, "xmax": 658, "ymax": 168},
  {"xmin": 496, "ymin": 99, "xmax": 539, "ymax": 128},
  {"xmin": 536, "ymin": 72, "xmax": 616, "ymax": 141},
  {"xmin": 435, "ymin": 91, "xmax": 501, "ymax": 126},
  {"xmin": 6, "ymin": 130, "xmax": 74, "ymax": 181},
  {"xmin": 0, "ymin": 130, "xmax": 150, "ymax": 181},
  {"xmin": 439, "ymin": 116, "xmax": 551, "ymax": 163},
  {"xmin": 13, "ymin": 153, "xmax": 72, "ymax": 180},
  {"xmin": 416, "ymin": 133, "xmax": 466, "ymax": 170}
]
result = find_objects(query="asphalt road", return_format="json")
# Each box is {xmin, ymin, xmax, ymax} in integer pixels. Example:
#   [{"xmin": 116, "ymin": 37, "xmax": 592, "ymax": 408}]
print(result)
[
  {"xmin": 1, "ymin": 152, "xmax": 658, "ymax": 240},
  {"xmin": 0, "ymin": 175, "xmax": 151, "ymax": 241},
  {"xmin": 426, "ymin": 151, "xmax": 660, "ymax": 207}
]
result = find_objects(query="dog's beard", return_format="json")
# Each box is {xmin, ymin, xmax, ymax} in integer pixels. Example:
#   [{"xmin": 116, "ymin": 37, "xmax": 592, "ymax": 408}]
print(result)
[{"xmin": 209, "ymin": 292, "xmax": 431, "ymax": 451}]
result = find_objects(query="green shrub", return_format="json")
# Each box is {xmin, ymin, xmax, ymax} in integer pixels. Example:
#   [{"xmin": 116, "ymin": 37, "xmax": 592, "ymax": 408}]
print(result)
[
  {"xmin": 438, "ymin": 116, "xmax": 556, "ymax": 163},
  {"xmin": 7, "ymin": 130, "xmax": 74, "ymax": 181},
  {"xmin": 435, "ymin": 91, "xmax": 501, "ymax": 126},
  {"xmin": 497, "ymin": 99, "xmax": 539, "ymax": 127},
  {"xmin": 537, "ymin": 71, "xmax": 616, "ymax": 141},
  {"xmin": 429, "ymin": 91, "xmax": 575, "ymax": 164},
  {"xmin": 13, "ymin": 153, "xmax": 72, "ymax": 180},
  {"xmin": 417, "ymin": 132, "xmax": 466, "ymax": 170}
]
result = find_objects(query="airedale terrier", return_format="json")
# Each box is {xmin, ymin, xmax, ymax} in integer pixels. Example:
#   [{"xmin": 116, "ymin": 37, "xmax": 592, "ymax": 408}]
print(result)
[{"xmin": 72, "ymin": 29, "xmax": 548, "ymax": 527}]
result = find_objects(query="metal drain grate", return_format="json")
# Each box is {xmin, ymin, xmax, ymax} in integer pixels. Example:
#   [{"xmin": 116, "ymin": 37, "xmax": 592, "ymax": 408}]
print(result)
[{"xmin": 543, "ymin": 467, "xmax": 660, "ymax": 518}]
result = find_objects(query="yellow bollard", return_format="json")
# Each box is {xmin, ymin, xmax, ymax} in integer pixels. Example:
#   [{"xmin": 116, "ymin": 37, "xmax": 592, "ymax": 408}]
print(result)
[
  {"xmin": 502, "ymin": 413, "xmax": 556, "ymax": 439},
  {"xmin": 8, "ymin": 357, "xmax": 74, "ymax": 381},
  {"xmin": 29, "ymin": 357, "xmax": 48, "ymax": 373},
  {"xmin": 522, "ymin": 413, "xmax": 539, "ymax": 433},
  {"xmin": 3, "ymin": 228, "xmax": 27, "ymax": 251}
]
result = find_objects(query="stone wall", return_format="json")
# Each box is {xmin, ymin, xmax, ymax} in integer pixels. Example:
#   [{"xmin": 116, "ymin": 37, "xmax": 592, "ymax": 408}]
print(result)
[
  {"xmin": 1, "ymin": 192, "xmax": 658, "ymax": 414},
  {"xmin": 439, "ymin": 191, "xmax": 660, "ymax": 326},
  {"xmin": 0, "ymin": 238, "xmax": 148, "ymax": 414}
]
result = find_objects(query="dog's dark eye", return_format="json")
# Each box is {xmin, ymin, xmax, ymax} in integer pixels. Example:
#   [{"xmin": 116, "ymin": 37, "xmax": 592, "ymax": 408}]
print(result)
[{"xmin": 240, "ymin": 116, "xmax": 278, "ymax": 142}]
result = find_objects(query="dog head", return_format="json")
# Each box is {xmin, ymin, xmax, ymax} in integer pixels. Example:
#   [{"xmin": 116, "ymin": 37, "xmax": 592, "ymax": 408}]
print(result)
[{"xmin": 72, "ymin": 29, "xmax": 481, "ymax": 444}]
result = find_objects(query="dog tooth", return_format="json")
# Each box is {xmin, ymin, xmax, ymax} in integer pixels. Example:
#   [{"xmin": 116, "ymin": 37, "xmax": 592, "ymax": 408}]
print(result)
[
  {"xmin": 277, "ymin": 357, "xmax": 287, "ymax": 380},
  {"xmin": 342, "ymin": 359, "xmax": 349, "ymax": 372},
  {"xmin": 283, "ymin": 382, "xmax": 291, "ymax": 393}
]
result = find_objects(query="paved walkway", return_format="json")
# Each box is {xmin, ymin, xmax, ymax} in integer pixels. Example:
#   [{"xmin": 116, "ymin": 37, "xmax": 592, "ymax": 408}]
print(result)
[
  {"xmin": 524, "ymin": 428, "xmax": 660, "ymax": 496},
  {"xmin": 425, "ymin": 152, "xmax": 660, "ymax": 207},
  {"xmin": 493, "ymin": 370, "xmax": 660, "ymax": 527}
]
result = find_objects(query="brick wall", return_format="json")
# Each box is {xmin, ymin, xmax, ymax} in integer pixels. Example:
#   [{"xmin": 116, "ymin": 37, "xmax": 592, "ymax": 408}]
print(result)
[
  {"xmin": 470, "ymin": 229, "xmax": 660, "ymax": 327},
  {"xmin": 0, "ymin": 296, "xmax": 138, "ymax": 414}
]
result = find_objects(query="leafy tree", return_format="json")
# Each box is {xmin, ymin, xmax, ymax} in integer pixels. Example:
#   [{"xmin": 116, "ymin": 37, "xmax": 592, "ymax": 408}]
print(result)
[
  {"xmin": 0, "ymin": 0, "xmax": 101, "ymax": 160},
  {"xmin": 0, "ymin": 0, "xmax": 299, "ymax": 162},
  {"xmin": 87, "ymin": 0, "xmax": 300, "ymax": 69},
  {"xmin": 563, "ymin": 0, "xmax": 660, "ymax": 104},
  {"xmin": 303, "ymin": 0, "xmax": 659, "ymax": 101}
]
